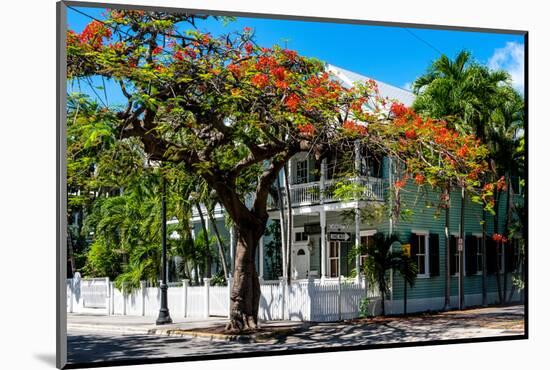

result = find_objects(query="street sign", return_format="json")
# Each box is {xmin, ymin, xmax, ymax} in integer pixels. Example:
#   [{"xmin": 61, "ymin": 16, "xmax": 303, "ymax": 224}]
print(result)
[
  {"xmin": 458, "ymin": 237, "xmax": 464, "ymax": 252},
  {"xmin": 329, "ymin": 232, "xmax": 351, "ymax": 241},
  {"xmin": 402, "ymin": 243, "xmax": 411, "ymax": 257},
  {"xmin": 328, "ymin": 224, "xmax": 348, "ymax": 231}
]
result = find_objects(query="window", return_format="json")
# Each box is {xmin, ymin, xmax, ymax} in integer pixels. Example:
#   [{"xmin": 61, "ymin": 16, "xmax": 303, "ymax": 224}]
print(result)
[
  {"xmin": 453, "ymin": 237, "xmax": 460, "ymax": 276},
  {"xmin": 295, "ymin": 231, "xmax": 308, "ymax": 243},
  {"xmin": 417, "ymin": 235, "xmax": 427, "ymax": 275},
  {"xmin": 475, "ymin": 237, "xmax": 483, "ymax": 274},
  {"xmin": 359, "ymin": 231, "xmax": 376, "ymax": 268},
  {"xmin": 329, "ymin": 241, "xmax": 340, "ymax": 277},
  {"xmin": 296, "ymin": 159, "xmax": 308, "ymax": 184}
]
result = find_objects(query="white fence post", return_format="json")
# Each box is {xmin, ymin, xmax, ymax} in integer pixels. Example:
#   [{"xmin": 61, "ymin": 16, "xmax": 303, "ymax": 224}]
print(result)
[
  {"xmin": 68, "ymin": 279, "xmax": 74, "ymax": 313},
  {"xmin": 122, "ymin": 282, "xmax": 127, "ymax": 316},
  {"xmin": 182, "ymin": 279, "xmax": 189, "ymax": 318},
  {"xmin": 227, "ymin": 277, "xmax": 232, "ymax": 319},
  {"xmin": 105, "ymin": 277, "xmax": 110, "ymax": 315},
  {"xmin": 338, "ymin": 275, "xmax": 342, "ymax": 321},
  {"xmin": 110, "ymin": 281, "xmax": 115, "ymax": 315},
  {"xmin": 140, "ymin": 281, "xmax": 146, "ymax": 316},
  {"xmin": 204, "ymin": 278, "xmax": 210, "ymax": 318}
]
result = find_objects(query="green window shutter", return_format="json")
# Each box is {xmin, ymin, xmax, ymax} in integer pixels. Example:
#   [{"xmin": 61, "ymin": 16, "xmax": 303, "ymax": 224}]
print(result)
[
  {"xmin": 340, "ymin": 242, "xmax": 349, "ymax": 277},
  {"xmin": 486, "ymin": 237, "xmax": 497, "ymax": 274},
  {"xmin": 429, "ymin": 233, "xmax": 440, "ymax": 277},
  {"xmin": 410, "ymin": 233, "xmax": 419, "ymax": 270},
  {"xmin": 450, "ymin": 235, "xmax": 457, "ymax": 275},
  {"xmin": 465, "ymin": 235, "xmax": 477, "ymax": 276}
]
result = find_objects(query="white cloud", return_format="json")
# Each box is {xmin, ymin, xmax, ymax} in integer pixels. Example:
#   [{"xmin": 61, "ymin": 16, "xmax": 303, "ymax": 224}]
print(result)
[{"xmin": 488, "ymin": 41, "xmax": 525, "ymax": 92}]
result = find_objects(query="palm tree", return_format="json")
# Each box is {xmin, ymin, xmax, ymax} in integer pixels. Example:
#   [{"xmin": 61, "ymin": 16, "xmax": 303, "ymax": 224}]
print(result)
[
  {"xmin": 362, "ymin": 232, "xmax": 417, "ymax": 316},
  {"xmin": 412, "ymin": 50, "xmax": 510, "ymax": 308}
]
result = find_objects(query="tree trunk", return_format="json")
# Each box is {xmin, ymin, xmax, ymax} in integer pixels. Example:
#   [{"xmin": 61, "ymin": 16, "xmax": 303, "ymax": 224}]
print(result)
[
  {"xmin": 284, "ymin": 164, "xmax": 293, "ymax": 284},
  {"xmin": 67, "ymin": 229, "xmax": 77, "ymax": 278},
  {"xmin": 380, "ymin": 277, "xmax": 386, "ymax": 316},
  {"xmin": 225, "ymin": 227, "xmax": 262, "ymax": 332}
]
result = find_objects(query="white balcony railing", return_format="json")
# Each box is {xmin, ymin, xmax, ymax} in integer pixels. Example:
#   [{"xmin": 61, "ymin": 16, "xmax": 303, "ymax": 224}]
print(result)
[{"xmin": 269, "ymin": 176, "xmax": 385, "ymax": 209}]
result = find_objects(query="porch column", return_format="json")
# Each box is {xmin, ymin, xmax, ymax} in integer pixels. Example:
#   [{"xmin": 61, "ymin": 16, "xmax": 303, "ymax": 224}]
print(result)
[
  {"xmin": 354, "ymin": 139, "xmax": 361, "ymax": 283},
  {"xmin": 259, "ymin": 236, "xmax": 264, "ymax": 279},
  {"xmin": 320, "ymin": 209, "xmax": 327, "ymax": 279},
  {"xmin": 320, "ymin": 158, "xmax": 327, "ymax": 280}
]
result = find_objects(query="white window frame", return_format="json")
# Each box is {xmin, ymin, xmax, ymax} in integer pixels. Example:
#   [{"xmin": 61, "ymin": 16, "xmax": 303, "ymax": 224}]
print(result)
[
  {"xmin": 359, "ymin": 230, "xmax": 376, "ymax": 268},
  {"xmin": 412, "ymin": 230, "xmax": 429, "ymax": 278},
  {"xmin": 328, "ymin": 240, "xmax": 340, "ymax": 277},
  {"xmin": 295, "ymin": 158, "xmax": 309, "ymax": 184},
  {"xmin": 293, "ymin": 227, "xmax": 309, "ymax": 244},
  {"xmin": 472, "ymin": 233, "xmax": 483, "ymax": 275}
]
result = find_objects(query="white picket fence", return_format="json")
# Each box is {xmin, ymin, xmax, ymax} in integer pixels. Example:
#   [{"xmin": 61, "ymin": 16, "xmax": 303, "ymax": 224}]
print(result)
[{"xmin": 67, "ymin": 277, "xmax": 380, "ymax": 322}]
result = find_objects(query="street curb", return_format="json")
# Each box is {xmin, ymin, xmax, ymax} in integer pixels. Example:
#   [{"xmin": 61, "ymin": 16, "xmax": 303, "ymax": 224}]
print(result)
[
  {"xmin": 148, "ymin": 329, "xmax": 255, "ymax": 342},
  {"xmin": 69, "ymin": 324, "xmax": 303, "ymax": 343}
]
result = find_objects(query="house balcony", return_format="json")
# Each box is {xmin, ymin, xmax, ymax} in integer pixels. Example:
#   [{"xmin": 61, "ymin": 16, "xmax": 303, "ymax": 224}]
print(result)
[{"xmin": 268, "ymin": 176, "xmax": 386, "ymax": 209}]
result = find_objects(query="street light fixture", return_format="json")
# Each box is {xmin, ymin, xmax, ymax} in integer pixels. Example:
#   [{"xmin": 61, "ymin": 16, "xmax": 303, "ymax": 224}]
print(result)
[{"xmin": 156, "ymin": 175, "xmax": 173, "ymax": 325}]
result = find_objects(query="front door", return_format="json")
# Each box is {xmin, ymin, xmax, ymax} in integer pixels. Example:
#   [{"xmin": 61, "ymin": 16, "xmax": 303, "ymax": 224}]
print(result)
[{"xmin": 292, "ymin": 246, "xmax": 309, "ymax": 279}]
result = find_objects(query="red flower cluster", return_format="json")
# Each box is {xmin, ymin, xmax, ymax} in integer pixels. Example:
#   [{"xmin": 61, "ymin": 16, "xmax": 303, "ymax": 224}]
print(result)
[
  {"xmin": 404, "ymin": 129, "xmax": 417, "ymax": 139},
  {"xmin": 414, "ymin": 174, "xmax": 425, "ymax": 185},
  {"xmin": 457, "ymin": 145, "xmax": 469, "ymax": 158},
  {"xmin": 342, "ymin": 120, "xmax": 368, "ymax": 136},
  {"xmin": 79, "ymin": 20, "xmax": 112, "ymax": 49},
  {"xmin": 251, "ymin": 73, "xmax": 269, "ymax": 89},
  {"xmin": 284, "ymin": 93, "xmax": 301, "ymax": 112},
  {"xmin": 492, "ymin": 233, "xmax": 508, "ymax": 243},
  {"xmin": 184, "ymin": 48, "xmax": 197, "ymax": 59},
  {"xmin": 283, "ymin": 49, "xmax": 297, "ymax": 62},
  {"xmin": 256, "ymin": 56, "xmax": 277, "ymax": 70},
  {"xmin": 271, "ymin": 66, "xmax": 286, "ymax": 81},
  {"xmin": 227, "ymin": 63, "xmax": 243, "ymax": 79},
  {"xmin": 275, "ymin": 80, "xmax": 289, "ymax": 90},
  {"xmin": 174, "ymin": 50, "xmax": 184, "ymax": 61},
  {"xmin": 496, "ymin": 176, "xmax": 507, "ymax": 191},
  {"xmin": 244, "ymin": 42, "xmax": 254, "ymax": 55},
  {"xmin": 390, "ymin": 102, "xmax": 408, "ymax": 117},
  {"xmin": 298, "ymin": 123, "xmax": 315, "ymax": 136},
  {"xmin": 152, "ymin": 46, "xmax": 163, "ymax": 55},
  {"xmin": 394, "ymin": 178, "xmax": 408, "ymax": 189}
]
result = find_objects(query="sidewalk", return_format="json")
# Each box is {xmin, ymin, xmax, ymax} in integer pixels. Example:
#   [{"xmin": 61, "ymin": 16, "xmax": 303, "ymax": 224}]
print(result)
[{"xmin": 67, "ymin": 313, "xmax": 304, "ymax": 337}]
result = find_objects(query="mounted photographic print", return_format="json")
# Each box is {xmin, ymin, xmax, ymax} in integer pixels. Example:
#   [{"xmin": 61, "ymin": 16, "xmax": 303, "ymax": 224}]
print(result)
[{"xmin": 56, "ymin": 1, "xmax": 528, "ymax": 368}]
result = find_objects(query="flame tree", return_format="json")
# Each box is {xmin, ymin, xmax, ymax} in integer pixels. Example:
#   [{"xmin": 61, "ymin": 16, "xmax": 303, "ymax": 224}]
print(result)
[{"xmin": 66, "ymin": 9, "xmax": 497, "ymax": 331}]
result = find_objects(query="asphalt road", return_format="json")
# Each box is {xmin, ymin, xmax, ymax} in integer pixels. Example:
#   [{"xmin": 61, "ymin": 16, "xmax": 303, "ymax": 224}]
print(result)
[{"xmin": 67, "ymin": 305, "xmax": 524, "ymax": 365}]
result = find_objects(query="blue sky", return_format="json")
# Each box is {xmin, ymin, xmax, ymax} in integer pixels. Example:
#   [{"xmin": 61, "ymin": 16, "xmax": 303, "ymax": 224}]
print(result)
[{"xmin": 67, "ymin": 6, "xmax": 525, "ymax": 107}]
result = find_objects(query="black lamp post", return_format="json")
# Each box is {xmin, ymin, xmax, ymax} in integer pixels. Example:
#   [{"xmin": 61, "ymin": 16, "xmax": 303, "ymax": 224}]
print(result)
[{"xmin": 156, "ymin": 175, "xmax": 173, "ymax": 325}]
